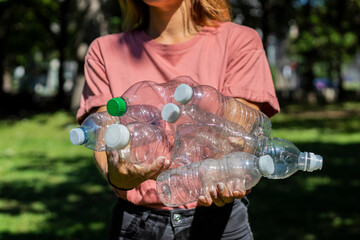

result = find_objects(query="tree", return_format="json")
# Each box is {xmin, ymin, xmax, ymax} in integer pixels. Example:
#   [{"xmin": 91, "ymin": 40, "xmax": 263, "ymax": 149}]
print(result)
[
  {"xmin": 230, "ymin": 0, "xmax": 295, "ymax": 49},
  {"xmin": 0, "ymin": 0, "xmax": 122, "ymax": 112},
  {"xmin": 288, "ymin": 0, "xmax": 360, "ymax": 100}
]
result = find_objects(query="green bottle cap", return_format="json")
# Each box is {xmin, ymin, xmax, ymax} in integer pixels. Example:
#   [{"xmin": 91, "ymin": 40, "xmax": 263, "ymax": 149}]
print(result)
[{"xmin": 107, "ymin": 98, "xmax": 127, "ymax": 116}]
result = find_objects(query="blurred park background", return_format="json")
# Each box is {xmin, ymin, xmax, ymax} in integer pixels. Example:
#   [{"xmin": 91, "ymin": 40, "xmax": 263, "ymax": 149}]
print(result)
[{"xmin": 0, "ymin": 0, "xmax": 359, "ymax": 239}]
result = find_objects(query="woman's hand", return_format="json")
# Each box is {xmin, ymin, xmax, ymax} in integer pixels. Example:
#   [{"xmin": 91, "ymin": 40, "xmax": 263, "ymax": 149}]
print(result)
[
  {"xmin": 107, "ymin": 150, "xmax": 171, "ymax": 190},
  {"xmin": 197, "ymin": 183, "xmax": 251, "ymax": 207},
  {"xmin": 196, "ymin": 97, "xmax": 258, "ymax": 206}
]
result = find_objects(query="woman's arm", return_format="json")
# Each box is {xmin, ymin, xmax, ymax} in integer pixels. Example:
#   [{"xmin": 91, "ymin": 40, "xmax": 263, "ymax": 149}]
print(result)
[
  {"xmin": 235, "ymin": 98, "xmax": 262, "ymax": 111},
  {"xmin": 92, "ymin": 106, "xmax": 172, "ymax": 190}
]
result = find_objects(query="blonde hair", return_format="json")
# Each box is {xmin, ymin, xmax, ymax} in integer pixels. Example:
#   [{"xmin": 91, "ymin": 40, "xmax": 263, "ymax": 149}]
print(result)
[{"xmin": 118, "ymin": 0, "xmax": 232, "ymax": 31}]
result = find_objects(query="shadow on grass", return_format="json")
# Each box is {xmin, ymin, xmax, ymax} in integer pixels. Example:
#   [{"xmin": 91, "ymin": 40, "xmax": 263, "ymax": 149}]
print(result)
[
  {"xmin": 0, "ymin": 155, "xmax": 116, "ymax": 240},
  {"xmin": 248, "ymin": 141, "xmax": 360, "ymax": 240},
  {"xmin": 2, "ymin": 142, "xmax": 358, "ymax": 240}
]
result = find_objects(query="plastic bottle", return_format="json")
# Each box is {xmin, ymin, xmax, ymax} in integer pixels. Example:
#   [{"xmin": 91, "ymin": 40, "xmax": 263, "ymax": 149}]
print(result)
[
  {"xmin": 69, "ymin": 111, "xmax": 119, "ymax": 151},
  {"xmin": 104, "ymin": 122, "xmax": 172, "ymax": 165},
  {"xmin": 106, "ymin": 76, "xmax": 198, "ymax": 118},
  {"xmin": 173, "ymin": 84, "xmax": 272, "ymax": 137},
  {"xmin": 112, "ymin": 104, "xmax": 166, "ymax": 128},
  {"xmin": 170, "ymin": 123, "xmax": 323, "ymax": 179},
  {"xmin": 170, "ymin": 123, "xmax": 246, "ymax": 165},
  {"xmin": 107, "ymin": 81, "xmax": 165, "ymax": 117},
  {"xmin": 255, "ymin": 137, "xmax": 323, "ymax": 179},
  {"xmin": 161, "ymin": 104, "xmax": 247, "ymax": 134},
  {"xmin": 156, "ymin": 152, "xmax": 274, "ymax": 207}
]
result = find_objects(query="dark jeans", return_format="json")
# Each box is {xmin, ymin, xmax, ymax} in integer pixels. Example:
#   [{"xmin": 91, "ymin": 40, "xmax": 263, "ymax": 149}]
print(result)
[{"xmin": 109, "ymin": 198, "xmax": 253, "ymax": 240}]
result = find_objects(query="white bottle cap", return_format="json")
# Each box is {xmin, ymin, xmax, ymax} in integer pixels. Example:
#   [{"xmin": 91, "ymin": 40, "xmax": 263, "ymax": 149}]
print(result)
[
  {"xmin": 174, "ymin": 84, "xmax": 193, "ymax": 104},
  {"xmin": 104, "ymin": 124, "xmax": 130, "ymax": 150},
  {"xmin": 69, "ymin": 128, "xmax": 86, "ymax": 145},
  {"xmin": 161, "ymin": 103, "xmax": 180, "ymax": 123},
  {"xmin": 259, "ymin": 155, "xmax": 275, "ymax": 176},
  {"xmin": 307, "ymin": 152, "xmax": 323, "ymax": 171}
]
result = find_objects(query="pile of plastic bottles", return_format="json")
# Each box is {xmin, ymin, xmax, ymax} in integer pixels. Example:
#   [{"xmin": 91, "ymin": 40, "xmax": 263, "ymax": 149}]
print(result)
[{"xmin": 69, "ymin": 76, "xmax": 323, "ymax": 207}]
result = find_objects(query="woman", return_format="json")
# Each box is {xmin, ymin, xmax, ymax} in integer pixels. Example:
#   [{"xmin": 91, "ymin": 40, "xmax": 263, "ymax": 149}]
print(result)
[{"xmin": 77, "ymin": 0, "xmax": 280, "ymax": 239}]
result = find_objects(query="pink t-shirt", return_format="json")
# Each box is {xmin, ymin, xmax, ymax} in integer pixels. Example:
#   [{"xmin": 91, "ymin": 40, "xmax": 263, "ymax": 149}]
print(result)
[{"xmin": 77, "ymin": 22, "xmax": 280, "ymax": 209}]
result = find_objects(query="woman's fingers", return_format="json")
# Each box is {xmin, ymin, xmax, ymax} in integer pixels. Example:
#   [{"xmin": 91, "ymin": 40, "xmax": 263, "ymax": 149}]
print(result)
[{"xmin": 147, "ymin": 156, "xmax": 172, "ymax": 180}]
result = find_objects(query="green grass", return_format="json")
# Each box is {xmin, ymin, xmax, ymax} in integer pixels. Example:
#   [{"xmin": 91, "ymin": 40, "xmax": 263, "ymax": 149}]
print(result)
[
  {"xmin": 248, "ymin": 101, "xmax": 360, "ymax": 240},
  {"xmin": 0, "ymin": 111, "xmax": 114, "ymax": 240},
  {"xmin": 0, "ymin": 102, "xmax": 359, "ymax": 239}
]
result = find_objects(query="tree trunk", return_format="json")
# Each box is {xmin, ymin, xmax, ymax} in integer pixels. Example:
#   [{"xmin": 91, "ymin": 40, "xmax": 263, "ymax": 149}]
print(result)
[
  {"xmin": 259, "ymin": 0, "xmax": 270, "ymax": 50},
  {"xmin": 335, "ymin": 61, "xmax": 345, "ymax": 101},
  {"xmin": 56, "ymin": 0, "xmax": 70, "ymax": 109},
  {"xmin": 71, "ymin": 74, "xmax": 85, "ymax": 113}
]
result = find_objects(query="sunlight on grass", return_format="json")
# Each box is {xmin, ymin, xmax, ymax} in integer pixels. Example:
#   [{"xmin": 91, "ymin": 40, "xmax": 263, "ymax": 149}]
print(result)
[
  {"xmin": 270, "ymin": 101, "xmax": 360, "ymax": 144},
  {"xmin": 0, "ymin": 111, "xmax": 113, "ymax": 239},
  {"xmin": 0, "ymin": 211, "xmax": 50, "ymax": 234},
  {"xmin": 303, "ymin": 176, "xmax": 333, "ymax": 192}
]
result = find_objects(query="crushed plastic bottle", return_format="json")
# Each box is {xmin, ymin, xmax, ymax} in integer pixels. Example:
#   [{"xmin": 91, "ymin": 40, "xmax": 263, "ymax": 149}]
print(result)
[
  {"xmin": 170, "ymin": 123, "xmax": 323, "ymax": 179},
  {"xmin": 156, "ymin": 152, "xmax": 274, "ymax": 207},
  {"xmin": 104, "ymin": 122, "xmax": 172, "ymax": 165},
  {"xmin": 173, "ymin": 84, "xmax": 271, "ymax": 137},
  {"xmin": 107, "ymin": 76, "xmax": 198, "ymax": 118},
  {"xmin": 161, "ymin": 104, "xmax": 247, "ymax": 134},
  {"xmin": 69, "ymin": 111, "xmax": 119, "ymax": 151},
  {"xmin": 171, "ymin": 124, "xmax": 247, "ymax": 165}
]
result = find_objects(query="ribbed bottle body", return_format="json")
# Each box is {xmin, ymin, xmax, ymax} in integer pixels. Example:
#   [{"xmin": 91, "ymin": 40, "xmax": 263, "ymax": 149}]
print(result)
[
  {"xmin": 221, "ymin": 98, "xmax": 271, "ymax": 137},
  {"xmin": 157, "ymin": 152, "xmax": 263, "ymax": 207},
  {"xmin": 186, "ymin": 85, "xmax": 272, "ymax": 137}
]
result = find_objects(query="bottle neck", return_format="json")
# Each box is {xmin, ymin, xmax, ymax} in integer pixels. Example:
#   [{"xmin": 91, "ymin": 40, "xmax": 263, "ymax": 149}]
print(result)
[{"xmin": 298, "ymin": 152, "xmax": 323, "ymax": 172}]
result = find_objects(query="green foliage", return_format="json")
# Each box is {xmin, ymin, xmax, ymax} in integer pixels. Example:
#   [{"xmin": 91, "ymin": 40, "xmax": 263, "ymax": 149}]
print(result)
[{"xmin": 289, "ymin": 0, "xmax": 360, "ymax": 81}]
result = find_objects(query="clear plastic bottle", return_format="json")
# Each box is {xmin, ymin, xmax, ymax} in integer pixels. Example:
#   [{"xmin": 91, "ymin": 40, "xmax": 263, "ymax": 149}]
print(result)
[
  {"xmin": 255, "ymin": 138, "xmax": 323, "ymax": 179},
  {"xmin": 69, "ymin": 111, "xmax": 119, "ymax": 151},
  {"xmin": 106, "ymin": 76, "xmax": 198, "ymax": 118},
  {"xmin": 161, "ymin": 104, "xmax": 247, "ymax": 134},
  {"xmin": 111, "ymin": 104, "xmax": 166, "ymax": 129},
  {"xmin": 174, "ymin": 84, "xmax": 272, "ymax": 137},
  {"xmin": 104, "ymin": 122, "xmax": 171, "ymax": 165},
  {"xmin": 170, "ymin": 123, "xmax": 246, "ymax": 165},
  {"xmin": 156, "ymin": 152, "xmax": 274, "ymax": 207},
  {"xmin": 170, "ymin": 123, "xmax": 323, "ymax": 179},
  {"xmin": 158, "ymin": 76, "xmax": 199, "ymax": 103}
]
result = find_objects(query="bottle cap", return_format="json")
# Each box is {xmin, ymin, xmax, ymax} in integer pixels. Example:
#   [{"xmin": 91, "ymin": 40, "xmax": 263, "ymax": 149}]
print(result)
[
  {"xmin": 307, "ymin": 152, "xmax": 323, "ymax": 171},
  {"xmin": 69, "ymin": 128, "xmax": 86, "ymax": 145},
  {"xmin": 107, "ymin": 98, "xmax": 127, "ymax": 116},
  {"xmin": 174, "ymin": 84, "xmax": 193, "ymax": 104},
  {"xmin": 161, "ymin": 103, "xmax": 180, "ymax": 123},
  {"xmin": 104, "ymin": 124, "xmax": 130, "ymax": 149},
  {"xmin": 259, "ymin": 155, "xmax": 275, "ymax": 176}
]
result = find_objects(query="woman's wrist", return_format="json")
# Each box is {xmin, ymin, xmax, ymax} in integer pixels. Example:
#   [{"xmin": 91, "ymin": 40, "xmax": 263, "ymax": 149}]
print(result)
[{"xmin": 107, "ymin": 173, "xmax": 135, "ymax": 191}]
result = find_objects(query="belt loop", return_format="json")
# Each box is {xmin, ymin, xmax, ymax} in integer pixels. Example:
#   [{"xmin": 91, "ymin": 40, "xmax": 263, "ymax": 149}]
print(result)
[
  {"xmin": 241, "ymin": 196, "xmax": 250, "ymax": 207},
  {"xmin": 141, "ymin": 211, "xmax": 150, "ymax": 223}
]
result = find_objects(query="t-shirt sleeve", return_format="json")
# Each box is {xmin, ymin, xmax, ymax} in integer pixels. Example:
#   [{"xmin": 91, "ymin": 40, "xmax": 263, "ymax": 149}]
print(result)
[
  {"xmin": 76, "ymin": 39, "xmax": 113, "ymax": 123},
  {"xmin": 221, "ymin": 28, "xmax": 280, "ymax": 117}
]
